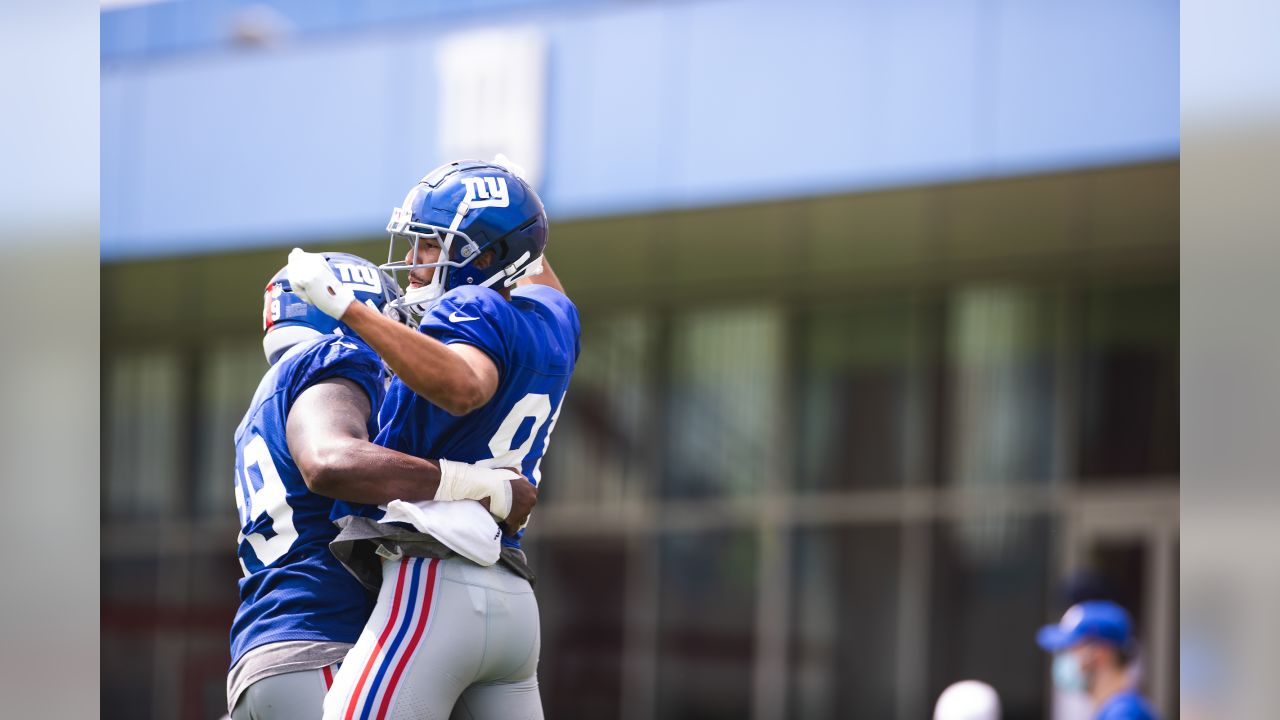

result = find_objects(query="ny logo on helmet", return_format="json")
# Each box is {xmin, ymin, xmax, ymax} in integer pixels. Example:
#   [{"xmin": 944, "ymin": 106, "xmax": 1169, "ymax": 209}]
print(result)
[
  {"xmin": 461, "ymin": 176, "xmax": 510, "ymax": 209},
  {"xmin": 334, "ymin": 263, "xmax": 382, "ymax": 294}
]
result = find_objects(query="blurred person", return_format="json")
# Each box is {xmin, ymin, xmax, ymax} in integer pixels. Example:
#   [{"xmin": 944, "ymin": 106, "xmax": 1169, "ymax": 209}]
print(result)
[
  {"xmin": 287, "ymin": 158, "xmax": 577, "ymax": 720},
  {"xmin": 1037, "ymin": 601, "xmax": 1159, "ymax": 720},
  {"xmin": 934, "ymin": 680, "xmax": 1002, "ymax": 720},
  {"xmin": 229, "ymin": 253, "xmax": 536, "ymax": 720},
  {"xmin": 1053, "ymin": 571, "xmax": 1142, "ymax": 720}
]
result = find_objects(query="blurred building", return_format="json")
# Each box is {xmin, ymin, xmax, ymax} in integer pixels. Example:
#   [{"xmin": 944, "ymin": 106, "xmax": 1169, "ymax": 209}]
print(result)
[{"xmin": 101, "ymin": 2, "xmax": 1179, "ymax": 719}]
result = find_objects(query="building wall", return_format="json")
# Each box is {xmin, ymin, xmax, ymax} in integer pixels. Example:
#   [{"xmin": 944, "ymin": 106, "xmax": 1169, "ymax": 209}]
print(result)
[{"xmin": 101, "ymin": 0, "xmax": 1179, "ymax": 259}]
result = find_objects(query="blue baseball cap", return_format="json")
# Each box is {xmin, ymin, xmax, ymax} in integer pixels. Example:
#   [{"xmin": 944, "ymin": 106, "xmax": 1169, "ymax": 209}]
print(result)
[{"xmin": 1036, "ymin": 600, "xmax": 1134, "ymax": 652}]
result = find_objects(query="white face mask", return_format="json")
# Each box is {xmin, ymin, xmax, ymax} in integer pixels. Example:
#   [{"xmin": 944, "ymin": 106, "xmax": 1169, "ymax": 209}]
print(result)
[{"xmin": 1053, "ymin": 652, "xmax": 1088, "ymax": 694}]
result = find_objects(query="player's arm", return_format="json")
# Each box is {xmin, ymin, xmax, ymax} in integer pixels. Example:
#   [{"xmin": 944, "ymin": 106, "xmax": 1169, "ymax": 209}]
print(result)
[
  {"xmin": 338, "ymin": 301, "xmax": 498, "ymax": 416},
  {"xmin": 286, "ymin": 377, "xmax": 444, "ymax": 504},
  {"xmin": 516, "ymin": 255, "xmax": 566, "ymax": 295},
  {"xmin": 286, "ymin": 378, "xmax": 536, "ymax": 527},
  {"xmin": 286, "ymin": 247, "xmax": 498, "ymax": 415}
]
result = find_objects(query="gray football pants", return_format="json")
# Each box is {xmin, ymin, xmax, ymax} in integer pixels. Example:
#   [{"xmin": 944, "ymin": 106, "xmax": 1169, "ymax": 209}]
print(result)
[
  {"xmin": 231, "ymin": 664, "xmax": 338, "ymax": 720},
  {"xmin": 323, "ymin": 555, "xmax": 543, "ymax": 720}
]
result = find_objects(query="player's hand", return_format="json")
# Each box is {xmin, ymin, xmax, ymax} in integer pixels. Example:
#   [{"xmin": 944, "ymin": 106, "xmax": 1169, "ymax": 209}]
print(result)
[
  {"xmin": 500, "ymin": 470, "xmax": 538, "ymax": 537},
  {"xmin": 287, "ymin": 248, "xmax": 356, "ymax": 320}
]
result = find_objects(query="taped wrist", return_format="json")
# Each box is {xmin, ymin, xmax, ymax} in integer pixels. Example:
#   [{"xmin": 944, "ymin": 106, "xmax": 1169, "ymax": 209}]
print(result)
[{"xmin": 436, "ymin": 460, "xmax": 516, "ymax": 519}]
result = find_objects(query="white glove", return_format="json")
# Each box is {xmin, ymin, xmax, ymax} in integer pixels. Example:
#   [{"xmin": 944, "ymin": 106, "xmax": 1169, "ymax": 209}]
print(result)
[
  {"xmin": 435, "ymin": 459, "xmax": 520, "ymax": 520},
  {"xmin": 287, "ymin": 248, "xmax": 355, "ymax": 320}
]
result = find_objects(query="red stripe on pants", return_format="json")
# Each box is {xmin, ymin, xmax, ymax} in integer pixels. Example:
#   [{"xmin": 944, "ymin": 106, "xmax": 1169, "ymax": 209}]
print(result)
[
  {"xmin": 343, "ymin": 559, "xmax": 411, "ymax": 720},
  {"xmin": 374, "ymin": 558, "xmax": 440, "ymax": 720}
]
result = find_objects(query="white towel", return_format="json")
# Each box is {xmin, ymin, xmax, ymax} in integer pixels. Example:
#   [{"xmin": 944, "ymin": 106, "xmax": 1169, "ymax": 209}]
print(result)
[{"xmin": 380, "ymin": 498, "xmax": 502, "ymax": 566}]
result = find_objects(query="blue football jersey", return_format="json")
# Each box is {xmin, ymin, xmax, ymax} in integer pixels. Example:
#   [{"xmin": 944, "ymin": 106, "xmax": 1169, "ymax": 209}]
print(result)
[
  {"xmin": 333, "ymin": 284, "xmax": 580, "ymax": 549},
  {"xmin": 229, "ymin": 334, "xmax": 386, "ymax": 666}
]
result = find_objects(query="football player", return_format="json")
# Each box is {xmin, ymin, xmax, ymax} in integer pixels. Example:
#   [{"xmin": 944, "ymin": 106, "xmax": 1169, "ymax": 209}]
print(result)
[
  {"xmin": 229, "ymin": 253, "xmax": 537, "ymax": 720},
  {"xmin": 287, "ymin": 158, "xmax": 578, "ymax": 720}
]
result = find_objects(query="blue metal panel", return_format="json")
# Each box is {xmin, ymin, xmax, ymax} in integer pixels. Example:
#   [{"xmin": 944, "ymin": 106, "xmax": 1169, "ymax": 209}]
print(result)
[
  {"xmin": 675, "ymin": 0, "xmax": 879, "ymax": 197},
  {"xmin": 135, "ymin": 1, "xmax": 187, "ymax": 56},
  {"xmin": 265, "ymin": 0, "xmax": 349, "ymax": 35},
  {"xmin": 100, "ymin": 5, "xmax": 151, "ymax": 59},
  {"xmin": 542, "ymin": 5, "xmax": 670, "ymax": 215},
  {"xmin": 100, "ymin": 0, "xmax": 1179, "ymax": 259},
  {"xmin": 101, "ymin": 0, "xmax": 617, "ymax": 60},
  {"xmin": 670, "ymin": 0, "xmax": 989, "ymax": 207},
  {"xmin": 865, "ymin": 0, "xmax": 987, "ymax": 175},
  {"xmin": 354, "ymin": 0, "xmax": 439, "ymax": 27},
  {"xmin": 167, "ymin": 0, "xmax": 238, "ymax": 53},
  {"xmin": 988, "ymin": 0, "xmax": 1180, "ymax": 167},
  {"xmin": 100, "ymin": 72, "xmax": 143, "ymax": 247},
  {"xmin": 105, "ymin": 41, "xmax": 419, "ymax": 257},
  {"xmin": 381, "ymin": 37, "xmax": 442, "ymax": 197}
]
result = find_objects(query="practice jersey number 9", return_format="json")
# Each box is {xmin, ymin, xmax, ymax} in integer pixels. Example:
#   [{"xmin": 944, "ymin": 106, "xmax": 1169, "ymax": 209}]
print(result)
[{"xmin": 235, "ymin": 434, "xmax": 299, "ymax": 575}]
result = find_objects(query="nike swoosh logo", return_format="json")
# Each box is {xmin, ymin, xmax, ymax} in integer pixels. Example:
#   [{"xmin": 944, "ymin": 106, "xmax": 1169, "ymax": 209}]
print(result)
[{"xmin": 449, "ymin": 311, "xmax": 479, "ymax": 322}]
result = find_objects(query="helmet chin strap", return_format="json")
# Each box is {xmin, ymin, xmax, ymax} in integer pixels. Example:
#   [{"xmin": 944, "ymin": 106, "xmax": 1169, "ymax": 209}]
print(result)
[
  {"xmin": 510, "ymin": 254, "xmax": 544, "ymax": 283},
  {"xmin": 397, "ymin": 272, "xmax": 447, "ymax": 314},
  {"xmin": 480, "ymin": 251, "xmax": 541, "ymax": 289}
]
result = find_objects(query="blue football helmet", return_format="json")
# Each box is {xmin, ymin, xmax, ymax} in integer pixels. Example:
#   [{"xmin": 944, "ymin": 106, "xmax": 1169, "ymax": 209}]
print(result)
[
  {"xmin": 261, "ymin": 252, "xmax": 409, "ymax": 365},
  {"xmin": 382, "ymin": 159, "xmax": 548, "ymax": 311}
]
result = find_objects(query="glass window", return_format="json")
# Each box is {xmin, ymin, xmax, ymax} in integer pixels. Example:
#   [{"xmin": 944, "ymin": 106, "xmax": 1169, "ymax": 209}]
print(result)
[
  {"xmin": 788, "ymin": 524, "xmax": 901, "ymax": 719},
  {"xmin": 102, "ymin": 550, "xmax": 242, "ymax": 718},
  {"xmin": 656, "ymin": 530, "xmax": 757, "ymax": 719},
  {"xmin": 928, "ymin": 515, "xmax": 1052, "ymax": 720},
  {"xmin": 101, "ymin": 556, "xmax": 160, "ymax": 608},
  {"xmin": 178, "ymin": 550, "xmax": 246, "ymax": 611},
  {"xmin": 799, "ymin": 297, "xmax": 932, "ymax": 490},
  {"xmin": 946, "ymin": 287, "xmax": 1060, "ymax": 488},
  {"xmin": 540, "ymin": 313, "xmax": 654, "ymax": 509},
  {"xmin": 105, "ymin": 348, "xmax": 185, "ymax": 518},
  {"xmin": 1078, "ymin": 283, "xmax": 1178, "ymax": 481},
  {"xmin": 101, "ymin": 628, "xmax": 155, "ymax": 718},
  {"xmin": 666, "ymin": 307, "xmax": 783, "ymax": 498},
  {"xmin": 195, "ymin": 339, "xmax": 266, "ymax": 518},
  {"xmin": 524, "ymin": 536, "xmax": 629, "ymax": 720}
]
